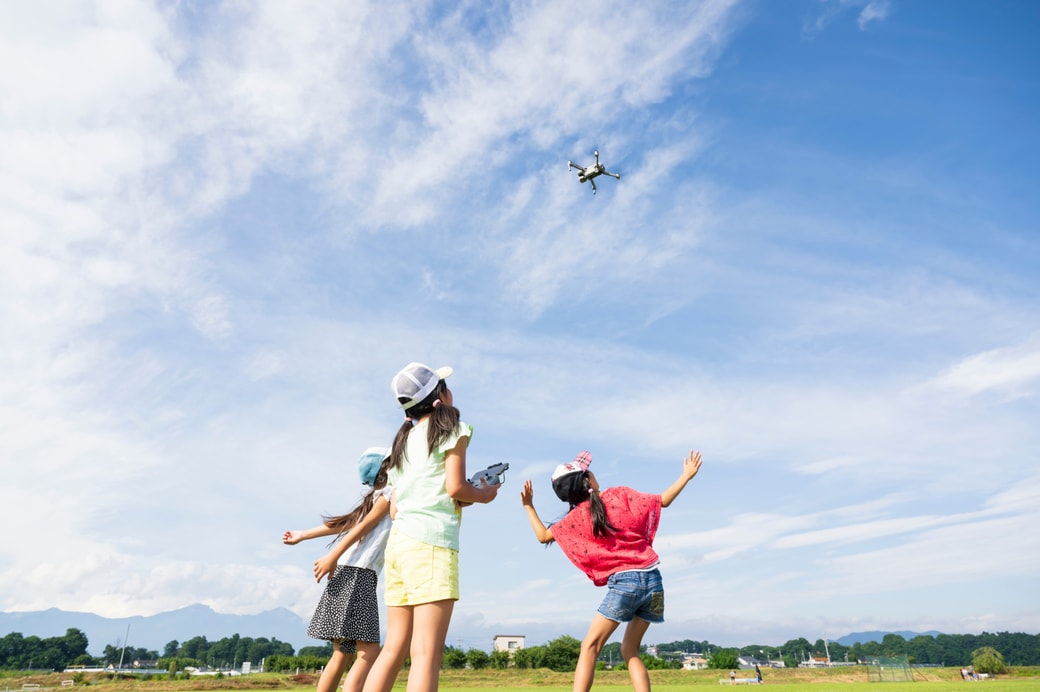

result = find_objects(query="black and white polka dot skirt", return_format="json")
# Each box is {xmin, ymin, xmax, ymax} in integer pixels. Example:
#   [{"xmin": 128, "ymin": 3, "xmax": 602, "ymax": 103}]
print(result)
[{"xmin": 306, "ymin": 565, "xmax": 380, "ymax": 649}]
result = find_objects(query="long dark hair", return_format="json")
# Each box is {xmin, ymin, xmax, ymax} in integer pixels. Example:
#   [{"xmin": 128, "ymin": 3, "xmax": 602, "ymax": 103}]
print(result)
[
  {"xmin": 321, "ymin": 459, "xmax": 390, "ymax": 543},
  {"xmin": 388, "ymin": 379, "xmax": 461, "ymax": 471},
  {"xmin": 565, "ymin": 472, "xmax": 617, "ymax": 538}
]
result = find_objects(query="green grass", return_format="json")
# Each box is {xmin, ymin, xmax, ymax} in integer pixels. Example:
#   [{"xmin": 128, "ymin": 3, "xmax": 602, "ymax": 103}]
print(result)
[
  {"xmin": 443, "ymin": 682, "xmax": 1040, "ymax": 691},
  {"xmin": 6, "ymin": 667, "xmax": 1040, "ymax": 692}
]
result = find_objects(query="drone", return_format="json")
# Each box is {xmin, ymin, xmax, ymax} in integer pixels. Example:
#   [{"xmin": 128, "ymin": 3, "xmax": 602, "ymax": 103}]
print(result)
[{"xmin": 568, "ymin": 150, "xmax": 620, "ymax": 195}]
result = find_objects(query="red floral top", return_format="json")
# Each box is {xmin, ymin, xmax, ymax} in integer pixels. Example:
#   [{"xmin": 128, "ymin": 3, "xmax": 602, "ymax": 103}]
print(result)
[{"xmin": 550, "ymin": 486, "xmax": 662, "ymax": 586}]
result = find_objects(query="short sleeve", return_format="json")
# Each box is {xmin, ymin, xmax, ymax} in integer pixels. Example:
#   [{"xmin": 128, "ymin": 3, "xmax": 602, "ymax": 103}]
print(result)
[{"xmin": 435, "ymin": 421, "xmax": 473, "ymax": 455}]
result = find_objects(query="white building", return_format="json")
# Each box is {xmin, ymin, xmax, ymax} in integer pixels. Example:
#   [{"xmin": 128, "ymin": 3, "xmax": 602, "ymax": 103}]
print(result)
[{"xmin": 492, "ymin": 635, "xmax": 525, "ymax": 653}]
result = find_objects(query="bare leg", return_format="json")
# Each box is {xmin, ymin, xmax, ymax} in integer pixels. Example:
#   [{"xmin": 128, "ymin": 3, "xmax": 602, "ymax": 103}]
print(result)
[
  {"xmin": 405, "ymin": 600, "xmax": 455, "ymax": 692},
  {"xmin": 360, "ymin": 606, "xmax": 413, "ymax": 692},
  {"xmin": 573, "ymin": 614, "xmax": 620, "ymax": 692},
  {"xmin": 343, "ymin": 641, "xmax": 381, "ymax": 692},
  {"xmin": 316, "ymin": 644, "xmax": 354, "ymax": 692},
  {"xmin": 620, "ymin": 618, "xmax": 652, "ymax": 692}
]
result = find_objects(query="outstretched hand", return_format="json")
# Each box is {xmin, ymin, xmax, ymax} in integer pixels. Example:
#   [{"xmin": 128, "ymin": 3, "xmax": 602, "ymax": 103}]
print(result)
[
  {"xmin": 282, "ymin": 530, "xmax": 303, "ymax": 545},
  {"xmin": 681, "ymin": 450, "xmax": 702, "ymax": 481},
  {"xmin": 520, "ymin": 479, "xmax": 535, "ymax": 507},
  {"xmin": 661, "ymin": 449, "xmax": 703, "ymax": 508}
]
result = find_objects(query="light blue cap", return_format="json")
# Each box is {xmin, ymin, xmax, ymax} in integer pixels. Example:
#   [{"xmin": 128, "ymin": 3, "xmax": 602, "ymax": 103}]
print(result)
[{"xmin": 358, "ymin": 447, "xmax": 390, "ymax": 486}]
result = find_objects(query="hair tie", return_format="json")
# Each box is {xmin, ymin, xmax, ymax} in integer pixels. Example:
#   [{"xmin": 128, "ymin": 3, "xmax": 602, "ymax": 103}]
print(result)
[{"xmin": 432, "ymin": 399, "xmax": 441, "ymax": 408}]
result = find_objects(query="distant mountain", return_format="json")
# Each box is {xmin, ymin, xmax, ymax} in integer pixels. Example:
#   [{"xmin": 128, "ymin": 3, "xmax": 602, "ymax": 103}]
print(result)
[
  {"xmin": 835, "ymin": 630, "xmax": 944, "ymax": 646},
  {"xmin": 0, "ymin": 605, "xmax": 311, "ymax": 656}
]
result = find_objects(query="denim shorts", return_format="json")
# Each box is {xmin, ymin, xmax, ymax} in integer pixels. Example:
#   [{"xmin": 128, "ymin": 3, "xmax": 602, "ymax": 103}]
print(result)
[{"xmin": 597, "ymin": 568, "xmax": 665, "ymax": 623}]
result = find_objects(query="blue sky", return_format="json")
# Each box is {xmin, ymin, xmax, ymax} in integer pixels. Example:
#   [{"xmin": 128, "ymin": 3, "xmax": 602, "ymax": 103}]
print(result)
[{"xmin": 2, "ymin": 0, "xmax": 1038, "ymax": 652}]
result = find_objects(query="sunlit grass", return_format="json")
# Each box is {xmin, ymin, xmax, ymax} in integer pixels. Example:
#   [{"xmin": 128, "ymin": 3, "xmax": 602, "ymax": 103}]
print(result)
[{"xmin": 5, "ymin": 667, "xmax": 1040, "ymax": 691}]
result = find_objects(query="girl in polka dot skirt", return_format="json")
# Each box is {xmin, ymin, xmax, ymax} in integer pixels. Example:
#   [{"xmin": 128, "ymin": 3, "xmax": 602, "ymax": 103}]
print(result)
[{"xmin": 283, "ymin": 447, "xmax": 393, "ymax": 692}]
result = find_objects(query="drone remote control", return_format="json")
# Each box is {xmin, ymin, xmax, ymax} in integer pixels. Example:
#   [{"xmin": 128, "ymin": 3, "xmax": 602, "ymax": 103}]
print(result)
[{"xmin": 469, "ymin": 462, "xmax": 509, "ymax": 487}]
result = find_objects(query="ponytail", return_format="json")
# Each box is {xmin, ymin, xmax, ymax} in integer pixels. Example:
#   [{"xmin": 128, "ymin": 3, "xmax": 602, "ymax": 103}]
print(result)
[
  {"xmin": 561, "ymin": 473, "xmax": 617, "ymax": 538},
  {"xmin": 389, "ymin": 380, "xmax": 460, "ymax": 471},
  {"xmin": 586, "ymin": 482, "xmax": 617, "ymax": 538},
  {"xmin": 321, "ymin": 461, "xmax": 390, "ymax": 545}
]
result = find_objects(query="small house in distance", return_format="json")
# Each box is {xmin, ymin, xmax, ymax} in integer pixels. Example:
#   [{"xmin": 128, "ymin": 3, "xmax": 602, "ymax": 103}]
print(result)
[
  {"xmin": 493, "ymin": 635, "xmax": 525, "ymax": 653},
  {"xmin": 682, "ymin": 655, "xmax": 708, "ymax": 670}
]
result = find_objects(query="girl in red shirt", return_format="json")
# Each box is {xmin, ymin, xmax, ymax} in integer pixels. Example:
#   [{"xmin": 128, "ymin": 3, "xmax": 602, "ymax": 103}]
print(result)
[{"xmin": 521, "ymin": 450, "xmax": 702, "ymax": 692}]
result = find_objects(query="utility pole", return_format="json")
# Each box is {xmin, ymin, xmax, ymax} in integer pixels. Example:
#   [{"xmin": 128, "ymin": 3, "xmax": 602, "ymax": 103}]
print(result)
[{"xmin": 117, "ymin": 624, "xmax": 130, "ymax": 670}]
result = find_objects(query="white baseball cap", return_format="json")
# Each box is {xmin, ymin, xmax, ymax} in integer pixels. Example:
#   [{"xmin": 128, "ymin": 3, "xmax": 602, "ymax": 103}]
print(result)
[{"xmin": 391, "ymin": 362, "xmax": 453, "ymax": 410}]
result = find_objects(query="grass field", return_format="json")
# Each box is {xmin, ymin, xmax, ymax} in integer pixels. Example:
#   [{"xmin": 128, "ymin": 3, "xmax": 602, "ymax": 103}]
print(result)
[{"xmin": 5, "ymin": 667, "xmax": 1040, "ymax": 692}]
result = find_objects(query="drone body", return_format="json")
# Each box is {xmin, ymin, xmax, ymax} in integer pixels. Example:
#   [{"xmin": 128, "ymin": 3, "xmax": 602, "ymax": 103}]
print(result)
[{"xmin": 567, "ymin": 150, "xmax": 620, "ymax": 195}]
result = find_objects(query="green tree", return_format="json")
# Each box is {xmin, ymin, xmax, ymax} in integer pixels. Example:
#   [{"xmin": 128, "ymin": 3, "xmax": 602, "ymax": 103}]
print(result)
[
  {"xmin": 264, "ymin": 654, "xmax": 294, "ymax": 672},
  {"xmin": 708, "ymin": 648, "xmax": 739, "ymax": 670},
  {"xmin": 163, "ymin": 640, "xmax": 180, "ymax": 658},
  {"xmin": 60, "ymin": 629, "xmax": 89, "ymax": 662},
  {"xmin": 640, "ymin": 653, "xmax": 676, "ymax": 670},
  {"xmin": 466, "ymin": 648, "xmax": 489, "ymax": 669},
  {"xmin": 881, "ymin": 633, "xmax": 908, "ymax": 656},
  {"xmin": 544, "ymin": 635, "xmax": 581, "ymax": 672},
  {"xmin": 441, "ymin": 646, "xmax": 467, "ymax": 669},
  {"xmin": 299, "ymin": 644, "xmax": 333, "ymax": 658},
  {"xmin": 0, "ymin": 632, "xmax": 27, "ymax": 668},
  {"xmin": 179, "ymin": 636, "xmax": 209, "ymax": 662},
  {"xmin": 512, "ymin": 645, "xmax": 546, "ymax": 669},
  {"xmin": 489, "ymin": 650, "xmax": 511, "ymax": 669},
  {"xmin": 781, "ymin": 637, "xmax": 812, "ymax": 666},
  {"xmin": 972, "ymin": 647, "xmax": 1007, "ymax": 675}
]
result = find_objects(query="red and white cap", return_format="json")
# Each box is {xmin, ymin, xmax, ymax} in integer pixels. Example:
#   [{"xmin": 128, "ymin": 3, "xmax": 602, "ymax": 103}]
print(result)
[
  {"xmin": 551, "ymin": 451, "xmax": 592, "ymax": 501},
  {"xmin": 551, "ymin": 451, "xmax": 592, "ymax": 482}
]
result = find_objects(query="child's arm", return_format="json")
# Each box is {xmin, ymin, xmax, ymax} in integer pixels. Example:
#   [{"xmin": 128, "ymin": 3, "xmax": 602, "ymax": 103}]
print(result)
[
  {"xmin": 283, "ymin": 524, "xmax": 338, "ymax": 545},
  {"xmin": 660, "ymin": 450, "xmax": 702, "ymax": 508},
  {"xmin": 520, "ymin": 480, "xmax": 554, "ymax": 544},
  {"xmin": 444, "ymin": 436, "xmax": 500, "ymax": 505},
  {"xmin": 313, "ymin": 494, "xmax": 391, "ymax": 582}
]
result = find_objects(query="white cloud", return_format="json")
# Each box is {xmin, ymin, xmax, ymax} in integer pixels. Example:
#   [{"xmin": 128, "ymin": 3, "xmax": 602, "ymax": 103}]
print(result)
[
  {"xmin": 803, "ymin": 0, "xmax": 891, "ymax": 36},
  {"xmin": 1, "ymin": 0, "xmax": 1037, "ymax": 650},
  {"xmin": 916, "ymin": 343, "xmax": 1040, "ymax": 399},
  {"xmin": 365, "ymin": 1, "xmax": 737, "ymax": 224},
  {"xmin": 858, "ymin": 1, "xmax": 891, "ymax": 29}
]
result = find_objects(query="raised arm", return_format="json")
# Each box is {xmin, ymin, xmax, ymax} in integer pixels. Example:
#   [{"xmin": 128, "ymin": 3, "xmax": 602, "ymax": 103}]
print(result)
[
  {"xmin": 660, "ymin": 450, "xmax": 702, "ymax": 508},
  {"xmin": 283, "ymin": 524, "xmax": 338, "ymax": 545},
  {"xmin": 313, "ymin": 494, "xmax": 391, "ymax": 582},
  {"xmin": 520, "ymin": 480, "xmax": 554, "ymax": 544}
]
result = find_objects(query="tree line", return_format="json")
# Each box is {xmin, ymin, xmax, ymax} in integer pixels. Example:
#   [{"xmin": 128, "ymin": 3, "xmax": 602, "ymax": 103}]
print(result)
[
  {"xmin": 3, "ymin": 627, "xmax": 1039, "ymax": 672},
  {"xmin": 656, "ymin": 631, "xmax": 1040, "ymax": 668},
  {"xmin": 0, "ymin": 629, "xmax": 294, "ymax": 671}
]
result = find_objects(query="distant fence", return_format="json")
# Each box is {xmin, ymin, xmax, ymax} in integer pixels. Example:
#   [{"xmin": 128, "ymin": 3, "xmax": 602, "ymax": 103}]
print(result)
[{"xmin": 866, "ymin": 655, "xmax": 913, "ymax": 683}]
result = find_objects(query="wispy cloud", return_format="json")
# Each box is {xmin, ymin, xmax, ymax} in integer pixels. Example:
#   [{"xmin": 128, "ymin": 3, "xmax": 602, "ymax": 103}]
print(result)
[
  {"xmin": 916, "ymin": 343, "xmax": 1040, "ymax": 399},
  {"xmin": 804, "ymin": 0, "xmax": 892, "ymax": 36},
  {"xmin": 2, "ymin": 0, "xmax": 1037, "ymax": 649},
  {"xmin": 858, "ymin": 1, "xmax": 891, "ymax": 29}
]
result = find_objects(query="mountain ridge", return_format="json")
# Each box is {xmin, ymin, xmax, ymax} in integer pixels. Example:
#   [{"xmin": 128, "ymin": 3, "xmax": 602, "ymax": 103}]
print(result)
[
  {"xmin": 835, "ymin": 630, "xmax": 943, "ymax": 646},
  {"xmin": 0, "ymin": 605, "xmax": 311, "ymax": 656}
]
